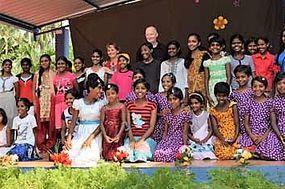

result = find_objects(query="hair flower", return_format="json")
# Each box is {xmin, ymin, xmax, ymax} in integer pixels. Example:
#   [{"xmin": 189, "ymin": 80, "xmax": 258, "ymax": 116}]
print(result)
[{"xmin": 213, "ymin": 16, "xmax": 228, "ymax": 30}]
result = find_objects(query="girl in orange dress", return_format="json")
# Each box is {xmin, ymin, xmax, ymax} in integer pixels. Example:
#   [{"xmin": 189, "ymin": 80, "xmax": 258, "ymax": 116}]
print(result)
[
  {"xmin": 185, "ymin": 33, "xmax": 210, "ymax": 99},
  {"xmin": 210, "ymin": 82, "xmax": 239, "ymax": 160}
]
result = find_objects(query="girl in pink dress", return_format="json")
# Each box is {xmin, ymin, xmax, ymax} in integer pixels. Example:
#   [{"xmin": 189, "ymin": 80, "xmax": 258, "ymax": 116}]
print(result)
[
  {"xmin": 53, "ymin": 56, "xmax": 77, "ymax": 136},
  {"xmin": 110, "ymin": 53, "xmax": 133, "ymax": 102},
  {"xmin": 100, "ymin": 84, "xmax": 126, "ymax": 160}
]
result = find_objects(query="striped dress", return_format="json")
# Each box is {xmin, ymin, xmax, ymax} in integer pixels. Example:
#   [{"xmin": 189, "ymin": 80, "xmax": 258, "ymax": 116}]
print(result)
[{"xmin": 123, "ymin": 100, "xmax": 157, "ymax": 162}]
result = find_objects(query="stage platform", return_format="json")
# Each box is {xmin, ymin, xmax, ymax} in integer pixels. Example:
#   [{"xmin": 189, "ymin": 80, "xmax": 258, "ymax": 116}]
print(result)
[{"xmin": 15, "ymin": 160, "xmax": 285, "ymax": 183}]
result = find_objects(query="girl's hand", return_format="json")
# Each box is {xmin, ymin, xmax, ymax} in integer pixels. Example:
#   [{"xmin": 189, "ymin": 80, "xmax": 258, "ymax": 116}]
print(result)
[
  {"xmin": 113, "ymin": 135, "xmax": 120, "ymax": 143},
  {"xmin": 65, "ymin": 136, "xmax": 72, "ymax": 150},
  {"xmin": 81, "ymin": 137, "xmax": 93, "ymax": 149},
  {"xmin": 130, "ymin": 141, "xmax": 135, "ymax": 149},
  {"xmin": 105, "ymin": 136, "xmax": 113, "ymax": 143}
]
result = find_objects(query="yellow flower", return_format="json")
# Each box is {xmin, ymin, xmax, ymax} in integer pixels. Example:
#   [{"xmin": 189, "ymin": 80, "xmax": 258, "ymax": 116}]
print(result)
[
  {"xmin": 183, "ymin": 157, "xmax": 189, "ymax": 161},
  {"xmin": 239, "ymin": 158, "xmax": 245, "ymax": 164},
  {"xmin": 213, "ymin": 16, "xmax": 229, "ymax": 30},
  {"xmin": 242, "ymin": 151, "xmax": 252, "ymax": 159}
]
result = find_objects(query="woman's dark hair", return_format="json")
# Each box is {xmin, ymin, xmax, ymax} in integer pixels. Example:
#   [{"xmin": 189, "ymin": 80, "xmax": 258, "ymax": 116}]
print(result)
[
  {"xmin": 38, "ymin": 54, "xmax": 51, "ymax": 97},
  {"xmin": 233, "ymin": 65, "xmax": 252, "ymax": 77},
  {"xmin": 136, "ymin": 42, "xmax": 153, "ymax": 61},
  {"xmin": 1, "ymin": 59, "xmax": 12, "ymax": 75},
  {"xmin": 230, "ymin": 34, "xmax": 244, "ymax": 55},
  {"xmin": 167, "ymin": 87, "xmax": 183, "ymax": 100},
  {"xmin": 166, "ymin": 40, "xmax": 182, "ymax": 59},
  {"xmin": 245, "ymin": 37, "xmax": 257, "ymax": 55},
  {"xmin": 214, "ymin": 82, "xmax": 231, "ymax": 96},
  {"xmin": 92, "ymin": 49, "xmax": 103, "ymax": 65},
  {"xmin": 251, "ymin": 76, "xmax": 268, "ymax": 89},
  {"xmin": 207, "ymin": 32, "xmax": 220, "ymax": 43},
  {"xmin": 184, "ymin": 33, "xmax": 204, "ymax": 69},
  {"xmin": 105, "ymin": 83, "xmax": 119, "ymax": 94},
  {"xmin": 106, "ymin": 42, "xmax": 120, "ymax": 51},
  {"xmin": 18, "ymin": 98, "xmax": 32, "ymax": 111},
  {"xmin": 133, "ymin": 68, "xmax": 145, "ymax": 78},
  {"xmin": 86, "ymin": 73, "xmax": 104, "ymax": 93},
  {"xmin": 56, "ymin": 56, "xmax": 69, "ymax": 69},
  {"xmin": 74, "ymin": 56, "xmax": 85, "ymax": 71},
  {"xmin": 64, "ymin": 89, "xmax": 76, "ymax": 99},
  {"xmin": 133, "ymin": 78, "xmax": 150, "ymax": 91},
  {"xmin": 209, "ymin": 36, "xmax": 224, "ymax": 46},
  {"xmin": 161, "ymin": 73, "xmax": 176, "ymax": 84},
  {"xmin": 189, "ymin": 91, "xmax": 206, "ymax": 105},
  {"xmin": 257, "ymin": 36, "xmax": 269, "ymax": 44},
  {"xmin": 0, "ymin": 108, "xmax": 8, "ymax": 125},
  {"xmin": 20, "ymin": 58, "xmax": 32, "ymax": 67},
  {"xmin": 274, "ymin": 72, "xmax": 285, "ymax": 84}
]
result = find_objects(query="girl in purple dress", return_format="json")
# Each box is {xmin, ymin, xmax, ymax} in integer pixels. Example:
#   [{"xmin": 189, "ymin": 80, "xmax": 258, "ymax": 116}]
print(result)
[
  {"xmin": 154, "ymin": 87, "xmax": 192, "ymax": 162},
  {"xmin": 271, "ymin": 72, "xmax": 285, "ymax": 159},
  {"xmin": 152, "ymin": 73, "xmax": 174, "ymax": 142},
  {"xmin": 244, "ymin": 76, "xmax": 283, "ymax": 160},
  {"xmin": 229, "ymin": 65, "xmax": 253, "ymax": 147}
]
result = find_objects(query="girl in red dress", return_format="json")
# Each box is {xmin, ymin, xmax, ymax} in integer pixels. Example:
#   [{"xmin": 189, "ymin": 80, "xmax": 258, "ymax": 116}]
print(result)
[{"xmin": 100, "ymin": 84, "xmax": 126, "ymax": 160}]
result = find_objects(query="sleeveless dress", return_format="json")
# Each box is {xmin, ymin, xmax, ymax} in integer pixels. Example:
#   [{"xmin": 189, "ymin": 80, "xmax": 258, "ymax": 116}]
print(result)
[
  {"xmin": 0, "ymin": 126, "xmax": 11, "ymax": 156},
  {"xmin": 102, "ymin": 105, "xmax": 124, "ymax": 160},
  {"xmin": 68, "ymin": 98, "xmax": 106, "ymax": 167},
  {"xmin": 154, "ymin": 111, "xmax": 192, "ymax": 162},
  {"xmin": 210, "ymin": 102, "xmax": 238, "ymax": 160},
  {"xmin": 188, "ymin": 111, "xmax": 216, "ymax": 160}
]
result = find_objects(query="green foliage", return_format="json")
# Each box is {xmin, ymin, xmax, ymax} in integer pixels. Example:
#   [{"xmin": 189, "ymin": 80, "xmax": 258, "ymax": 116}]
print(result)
[{"xmin": 0, "ymin": 164, "xmax": 284, "ymax": 189}]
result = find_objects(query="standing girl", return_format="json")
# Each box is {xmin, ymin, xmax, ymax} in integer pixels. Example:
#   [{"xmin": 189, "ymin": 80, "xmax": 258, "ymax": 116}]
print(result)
[
  {"xmin": 159, "ymin": 40, "xmax": 188, "ymax": 95},
  {"xmin": 244, "ymin": 76, "xmax": 283, "ymax": 160},
  {"xmin": 124, "ymin": 78, "xmax": 157, "ymax": 162},
  {"xmin": 0, "ymin": 59, "xmax": 19, "ymax": 128},
  {"xmin": 188, "ymin": 92, "xmax": 216, "ymax": 160},
  {"xmin": 210, "ymin": 82, "xmax": 239, "ymax": 160},
  {"xmin": 185, "ymin": 33, "xmax": 210, "ymax": 99},
  {"xmin": 65, "ymin": 73, "xmax": 106, "ymax": 166},
  {"xmin": 154, "ymin": 87, "xmax": 191, "ymax": 162},
  {"xmin": 100, "ymin": 84, "xmax": 126, "ymax": 160},
  {"xmin": 245, "ymin": 37, "xmax": 258, "ymax": 55},
  {"xmin": 229, "ymin": 65, "xmax": 253, "ymax": 148},
  {"xmin": 86, "ymin": 49, "xmax": 113, "ymax": 83},
  {"xmin": 0, "ymin": 108, "xmax": 11, "ymax": 155},
  {"xmin": 73, "ymin": 57, "xmax": 86, "ymax": 99},
  {"xmin": 133, "ymin": 42, "xmax": 161, "ymax": 93},
  {"xmin": 152, "ymin": 73, "xmax": 174, "ymax": 143},
  {"xmin": 229, "ymin": 34, "xmax": 255, "ymax": 90},
  {"xmin": 110, "ymin": 53, "xmax": 133, "ymax": 102},
  {"xmin": 252, "ymin": 37, "xmax": 280, "ymax": 92},
  {"xmin": 204, "ymin": 37, "xmax": 231, "ymax": 106},
  {"xmin": 33, "ymin": 54, "xmax": 56, "ymax": 154},
  {"xmin": 8, "ymin": 98, "xmax": 39, "ymax": 161},
  {"xmin": 17, "ymin": 58, "xmax": 34, "ymax": 114},
  {"xmin": 53, "ymin": 56, "xmax": 77, "ymax": 136}
]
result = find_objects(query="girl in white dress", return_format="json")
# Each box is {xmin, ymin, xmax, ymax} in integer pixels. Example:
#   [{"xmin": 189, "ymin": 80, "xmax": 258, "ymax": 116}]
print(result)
[
  {"xmin": 65, "ymin": 73, "xmax": 106, "ymax": 167},
  {"xmin": 0, "ymin": 108, "xmax": 11, "ymax": 156},
  {"xmin": 188, "ymin": 92, "xmax": 217, "ymax": 160}
]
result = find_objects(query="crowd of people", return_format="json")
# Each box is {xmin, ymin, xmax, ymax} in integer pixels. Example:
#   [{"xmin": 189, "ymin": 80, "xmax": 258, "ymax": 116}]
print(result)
[{"xmin": 0, "ymin": 25, "xmax": 285, "ymax": 166}]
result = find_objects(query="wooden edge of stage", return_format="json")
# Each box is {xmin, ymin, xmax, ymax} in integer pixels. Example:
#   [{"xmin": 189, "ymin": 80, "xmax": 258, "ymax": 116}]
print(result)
[{"xmin": 15, "ymin": 160, "xmax": 285, "ymax": 168}]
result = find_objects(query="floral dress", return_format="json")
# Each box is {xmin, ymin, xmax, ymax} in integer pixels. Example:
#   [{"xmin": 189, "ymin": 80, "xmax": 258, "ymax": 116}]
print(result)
[{"xmin": 210, "ymin": 102, "xmax": 238, "ymax": 160}]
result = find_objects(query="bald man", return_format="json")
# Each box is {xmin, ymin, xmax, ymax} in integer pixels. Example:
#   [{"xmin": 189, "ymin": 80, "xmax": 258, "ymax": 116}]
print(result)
[{"xmin": 136, "ymin": 26, "xmax": 167, "ymax": 62}]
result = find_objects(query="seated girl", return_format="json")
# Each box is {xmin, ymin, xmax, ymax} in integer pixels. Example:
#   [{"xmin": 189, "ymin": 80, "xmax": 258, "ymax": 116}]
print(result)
[
  {"xmin": 154, "ymin": 87, "xmax": 191, "ymax": 162},
  {"xmin": 124, "ymin": 78, "xmax": 157, "ymax": 162},
  {"xmin": 7, "ymin": 98, "xmax": 39, "ymax": 161}
]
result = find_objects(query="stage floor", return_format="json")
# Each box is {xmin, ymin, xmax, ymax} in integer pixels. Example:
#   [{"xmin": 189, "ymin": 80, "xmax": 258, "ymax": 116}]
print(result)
[{"xmin": 16, "ymin": 160, "xmax": 285, "ymax": 168}]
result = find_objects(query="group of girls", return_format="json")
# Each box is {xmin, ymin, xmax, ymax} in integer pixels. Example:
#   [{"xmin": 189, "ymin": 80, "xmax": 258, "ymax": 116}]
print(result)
[{"xmin": 1, "ymin": 29, "xmax": 285, "ymax": 164}]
